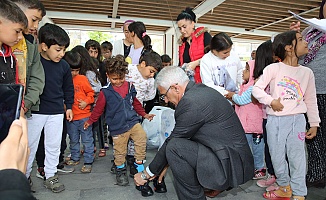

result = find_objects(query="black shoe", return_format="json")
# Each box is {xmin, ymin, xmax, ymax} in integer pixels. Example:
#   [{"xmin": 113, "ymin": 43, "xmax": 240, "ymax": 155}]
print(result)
[
  {"xmin": 136, "ymin": 182, "xmax": 154, "ymax": 197},
  {"xmin": 126, "ymin": 155, "xmax": 134, "ymax": 166},
  {"xmin": 110, "ymin": 160, "xmax": 116, "ymax": 174},
  {"xmin": 129, "ymin": 163, "xmax": 138, "ymax": 178},
  {"xmin": 153, "ymin": 176, "xmax": 167, "ymax": 193},
  {"xmin": 116, "ymin": 167, "xmax": 129, "ymax": 186}
]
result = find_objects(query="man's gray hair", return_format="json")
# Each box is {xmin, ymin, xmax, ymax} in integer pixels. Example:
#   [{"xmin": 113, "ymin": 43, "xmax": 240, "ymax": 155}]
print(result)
[{"xmin": 155, "ymin": 66, "xmax": 189, "ymax": 90}]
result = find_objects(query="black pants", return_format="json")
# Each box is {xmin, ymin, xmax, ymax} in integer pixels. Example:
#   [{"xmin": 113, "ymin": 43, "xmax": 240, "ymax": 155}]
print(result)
[
  {"xmin": 92, "ymin": 114, "xmax": 105, "ymax": 149},
  {"xmin": 263, "ymin": 119, "xmax": 275, "ymax": 176},
  {"xmin": 166, "ymin": 138, "xmax": 206, "ymax": 200},
  {"xmin": 36, "ymin": 115, "xmax": 67, "ymax": 167},
  {"xmin": 306, "ymin": 94, "xmax": 326, "ymax": 183}
]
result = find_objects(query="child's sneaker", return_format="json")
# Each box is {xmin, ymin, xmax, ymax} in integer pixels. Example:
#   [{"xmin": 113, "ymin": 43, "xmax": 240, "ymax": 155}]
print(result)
[
  {"xmin": 81, "ymin": 165, "xmax": 92, "ymax": 173},
  {"xmin": 116, "ymin": 167, "xmax": 129, "ymax": 186},
  {"xmin": 257, "ymin": 174, "xmax": 276, "ymax": 188},
  {"xmin": 110, "ymin": 160, "xmax": 116, "ymax": 174},
  {"xmin": 36, "ymin": 167, "xmax": 45, "ymax": 179},
  {"xmin": 263, "ymin": 184, "xmax": 292, "ymax": 199},
  {"xmin": 266, "ymin": 182, "xmax": 279, "ymax": 192},
  {"xmin": 253, "ymin": 168, "xmax": 266, "ymax": 180},
  {"xmin": 66, "ymin": 159, "xmax": 80, "ymax": 166},
  {"xmin": 57, "ymin": 163, "xmax": 75, "ymax": 173},
  {"xmin": 44, "ymin": 175, "xmax": 65, "ymax": 193}
]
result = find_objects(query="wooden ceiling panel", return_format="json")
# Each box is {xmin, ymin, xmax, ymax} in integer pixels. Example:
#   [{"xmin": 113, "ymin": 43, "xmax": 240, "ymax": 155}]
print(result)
[
  {"xmin": 52, "ymin": 18, "xmax": 112, "ymax": 27},
  {"xmin": 41, "ymin": 0, "xmax": 322, "ymax": 41}
]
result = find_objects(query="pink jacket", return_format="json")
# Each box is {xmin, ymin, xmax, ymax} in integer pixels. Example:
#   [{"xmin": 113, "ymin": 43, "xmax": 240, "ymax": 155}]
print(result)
[{"xmin": 235, "ymin": 60, "xmax": 263, "ymax": 134}]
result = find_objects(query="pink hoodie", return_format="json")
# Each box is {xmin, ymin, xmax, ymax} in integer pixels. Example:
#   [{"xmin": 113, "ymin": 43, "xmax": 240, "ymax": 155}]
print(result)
[{"xmin": 235, "ymin": 60, "xmax": 263, "ymax": 134}]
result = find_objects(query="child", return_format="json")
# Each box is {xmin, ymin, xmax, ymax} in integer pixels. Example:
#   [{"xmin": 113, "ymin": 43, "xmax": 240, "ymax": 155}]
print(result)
[
  {"xmin": 126, "ymin": 21, "xmax": 151, "ymax": 64},
  {"xmin": 64, "ymin": 51, "xmax": 95, "ymax": 173},
  {"xmin": 0, "ymin": 0, "xmax": 27, "ymax": 84},
  {"xmin": 25, "ymin": 23, "xmax": 74, "ymax": 193},
  {"xmin": 252, "ymin": 31, "xmax": 320, "ymax": 200},
  {"xmin": 200, "ymin": 32, "xmax": 243, "ymax": 95},
  {"xmin": 161, "ymin": 54, "xmax": 172, "ymax": 67},
  {"xmin": 71, "ymin": 45, "xmax": 105, "ymax": 157},
  {"xmin": 123, "ymin": 51, "xmax": 162, "ymax": 173},
  {"xmin": 253, "ymin": 40, "xmax": 279, "ymax": 191},
  {"xmin": 101, "ymin": 41, "xmax": 113, "ymax": 61},
  {"xmin": 225, "ymin": 60, "xmax": 265, "ymax": 179},
  {"xmin": 84, "ymin": 55, "xmax": 155, "ymax": 187}
]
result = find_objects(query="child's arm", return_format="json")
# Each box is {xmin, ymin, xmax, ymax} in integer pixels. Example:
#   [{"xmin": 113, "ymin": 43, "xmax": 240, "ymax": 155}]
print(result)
[
  {"xmin": 303, "ymin": 70, "xmax": 320, "ymax": 139},
  {"xmin": 252, "ymin": 66, "xmax": 282, "ymax": 110},
  {"xmin": 79, "ymin": 78, "xmax": 95, "ymax": 109},
  {"xmin": 226, "ymin": 86, "xmax": 253, "ymax": 106},
  {"xmin": 84, "ymin": 91, "xmax": 106, "ymax": 129},
  {"xmin": 133, "ymin": 97, "xmax": 155, "ymax": 121}
]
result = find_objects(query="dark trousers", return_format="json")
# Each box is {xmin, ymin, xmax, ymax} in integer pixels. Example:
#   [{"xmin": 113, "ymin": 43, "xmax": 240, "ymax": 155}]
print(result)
[
  {"xmin": 263, "ymin": 119, "xmax": 275, "ymax": 176},
  {"xmin": 36, "ymin": 115, "xmax": 67, "ymax": 167},
  {"xmin": 166, "ymin": 138, "xmax": 206, "ymax": 200},
  {"xmin": 92, "ymin": 114, "xmax": 104, "ymax": 149}
]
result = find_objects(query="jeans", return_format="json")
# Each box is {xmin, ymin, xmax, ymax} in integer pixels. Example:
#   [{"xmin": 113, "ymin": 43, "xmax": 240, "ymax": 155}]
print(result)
[
  {"xmin": 67, "ymin": 117, "xmax": 94, "ymax": 164},
  {"xmin": 246, "ymin": 133, "xmax": 265, "ymax": 170}
]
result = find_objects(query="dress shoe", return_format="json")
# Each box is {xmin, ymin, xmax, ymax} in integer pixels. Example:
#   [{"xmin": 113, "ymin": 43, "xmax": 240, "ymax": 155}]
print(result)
[
  {"xmin": 153, "ymin": 176, "xmax": 167, "ymax": 193},
  {"xmin": 204, "ymin": 189, "xmax": 222, "ymax": 198},
  {"xmin": 136, "ymin": 182, "xmax": 154, "ymax": 197}
]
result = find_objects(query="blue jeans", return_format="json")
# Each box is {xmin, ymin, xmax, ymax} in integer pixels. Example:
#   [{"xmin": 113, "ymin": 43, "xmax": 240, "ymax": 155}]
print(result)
[
  {"xmin": 67, "ymin": 117, "xmax": 94, "ymax": 164},
  {"xmin": 246, "ymin": 133, "xmax": 265, "ymax": 170}
]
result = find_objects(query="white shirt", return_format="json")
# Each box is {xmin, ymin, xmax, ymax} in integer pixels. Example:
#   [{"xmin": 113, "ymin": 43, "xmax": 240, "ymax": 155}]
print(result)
[
  {"xmin": 200, "ymin": 50, "xmax": 243, "ymax": 95},
  {"xmin": 125, "ymin": 64, "xmax": 156, "ymax": 105}
]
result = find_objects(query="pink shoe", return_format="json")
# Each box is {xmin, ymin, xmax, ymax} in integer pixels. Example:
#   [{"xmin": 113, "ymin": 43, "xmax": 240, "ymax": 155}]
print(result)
[
  {"xmin": 266, "ymin": 183, "xmax": 279, "ymax": 192},
  {"xmin": 257, "ymin": 174, "xmax": 276, "ymax": 187}
]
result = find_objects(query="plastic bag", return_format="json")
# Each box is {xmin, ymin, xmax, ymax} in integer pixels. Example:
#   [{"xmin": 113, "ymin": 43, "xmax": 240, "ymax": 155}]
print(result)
[{"xmin": 142, "ymin": 106, "xmax": 175, "ymax": 150}]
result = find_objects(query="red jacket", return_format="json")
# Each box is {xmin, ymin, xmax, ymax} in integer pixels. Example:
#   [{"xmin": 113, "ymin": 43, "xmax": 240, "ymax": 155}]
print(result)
[{"xmin": 179, "ymin": 27, "xmax": 206, "ymax": 83}]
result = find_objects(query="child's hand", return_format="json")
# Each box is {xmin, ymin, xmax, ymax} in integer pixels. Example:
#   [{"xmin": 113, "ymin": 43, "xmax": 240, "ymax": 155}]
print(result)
[
  {"xmin": 290, "ymin": 21, "xmax": 300, "ymax": 32},
  {"xmin": 66, "ymin": 109, "xmax": 73, "ymax": 121},
  {"xmin": 78, "ymin": 99, "xmax": 87, "ymax": 110},
  {"xmin": 306, "ymin": 127, "xmax": 317, "ymax": 139},
  {"xmin": 270, "ymin": 98, "xmax": 284, "ymax": 112},
  {"xmin": 224, "ymin": 91, "xmax": 235, "ymax": 100},
  {"xmin": 144, "ymin": 114, "xmax": 155, "ymax": 121},
  {"xmin": 84, "ymin": 121, "xmax": 90, "ymax": 130}
]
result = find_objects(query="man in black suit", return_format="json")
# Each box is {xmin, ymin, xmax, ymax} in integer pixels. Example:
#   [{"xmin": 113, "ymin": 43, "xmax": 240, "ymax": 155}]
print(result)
[{"xmin": 134, "ymin": 66, "xmax": 254, "ymax": 199}]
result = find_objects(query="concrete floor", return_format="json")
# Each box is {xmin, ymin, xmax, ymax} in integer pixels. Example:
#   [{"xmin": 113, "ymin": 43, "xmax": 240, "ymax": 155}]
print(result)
[{"xmin": 31, "ymin": 147, "xmax": 326, "ymax": 200}]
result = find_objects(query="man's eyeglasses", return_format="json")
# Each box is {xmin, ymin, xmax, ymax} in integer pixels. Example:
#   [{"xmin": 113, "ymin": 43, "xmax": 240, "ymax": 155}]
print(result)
[{"xmin": 159, "ymin": 86, "xmax": 171, "ymax": 101}]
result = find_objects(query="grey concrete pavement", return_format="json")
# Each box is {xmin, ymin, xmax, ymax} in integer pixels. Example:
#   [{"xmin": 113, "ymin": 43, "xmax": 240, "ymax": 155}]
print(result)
[{"xmin": 31, "ymin": 147, "xmax": 326, "ymax": 200}]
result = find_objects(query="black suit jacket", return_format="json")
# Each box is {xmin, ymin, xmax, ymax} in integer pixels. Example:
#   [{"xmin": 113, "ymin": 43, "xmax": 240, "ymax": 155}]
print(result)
[{"xmin": 149, "ymin": 81, "xmax": 254, "ymax": 190}]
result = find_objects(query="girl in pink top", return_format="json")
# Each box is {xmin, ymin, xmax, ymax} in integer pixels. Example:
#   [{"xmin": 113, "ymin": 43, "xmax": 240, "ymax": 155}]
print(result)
[{"xmin": 252, "ymin": 31, "xmax": 320, "ymax": 200}]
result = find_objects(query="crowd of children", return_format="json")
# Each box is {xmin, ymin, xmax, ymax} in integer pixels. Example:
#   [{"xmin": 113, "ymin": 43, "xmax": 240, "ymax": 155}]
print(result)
[{"xmin": 0, "ymin": 1, "xmax": 324, "ymax": 200}]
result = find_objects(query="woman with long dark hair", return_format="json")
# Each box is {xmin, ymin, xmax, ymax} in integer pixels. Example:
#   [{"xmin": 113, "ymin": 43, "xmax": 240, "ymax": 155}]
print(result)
[{"xmin": 177, "ymin": 7, "xmax": 211, "ymax": 83}]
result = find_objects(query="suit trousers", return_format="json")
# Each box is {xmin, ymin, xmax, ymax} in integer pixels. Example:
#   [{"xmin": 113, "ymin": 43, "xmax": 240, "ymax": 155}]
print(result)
[{"xmin": 166, "ymin": 138, "xmax": 206, "ymax": 200}]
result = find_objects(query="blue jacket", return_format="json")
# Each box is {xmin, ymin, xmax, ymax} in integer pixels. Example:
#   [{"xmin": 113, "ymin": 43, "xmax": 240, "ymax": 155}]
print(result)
[{"xmin": 102, "ymin": 82, "xmax": 141, "ymax": 136}]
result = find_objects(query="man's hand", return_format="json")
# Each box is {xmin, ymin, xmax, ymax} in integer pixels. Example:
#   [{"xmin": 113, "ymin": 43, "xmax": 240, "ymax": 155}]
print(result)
[
  {"xmin": 66, "ymin": 109, "xmax": 73, "ymax": 121},
  {"xmin": 0, "ymin": 117, "xmax": 29, "ymax": 173},
  {"xmin": 306, "ymin": 127, "xmax": 317, "ymax": 139},
  {"xmin": 271, "ymin": 98, "xmax": 284, "ymax": 112},
  {"xmin": 144, "ymin": 114, "xmax": 155, "ymax": 121},
  {"xmin": 77, "ymin": 99, "xmax": 87, "ymax": 110}
]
